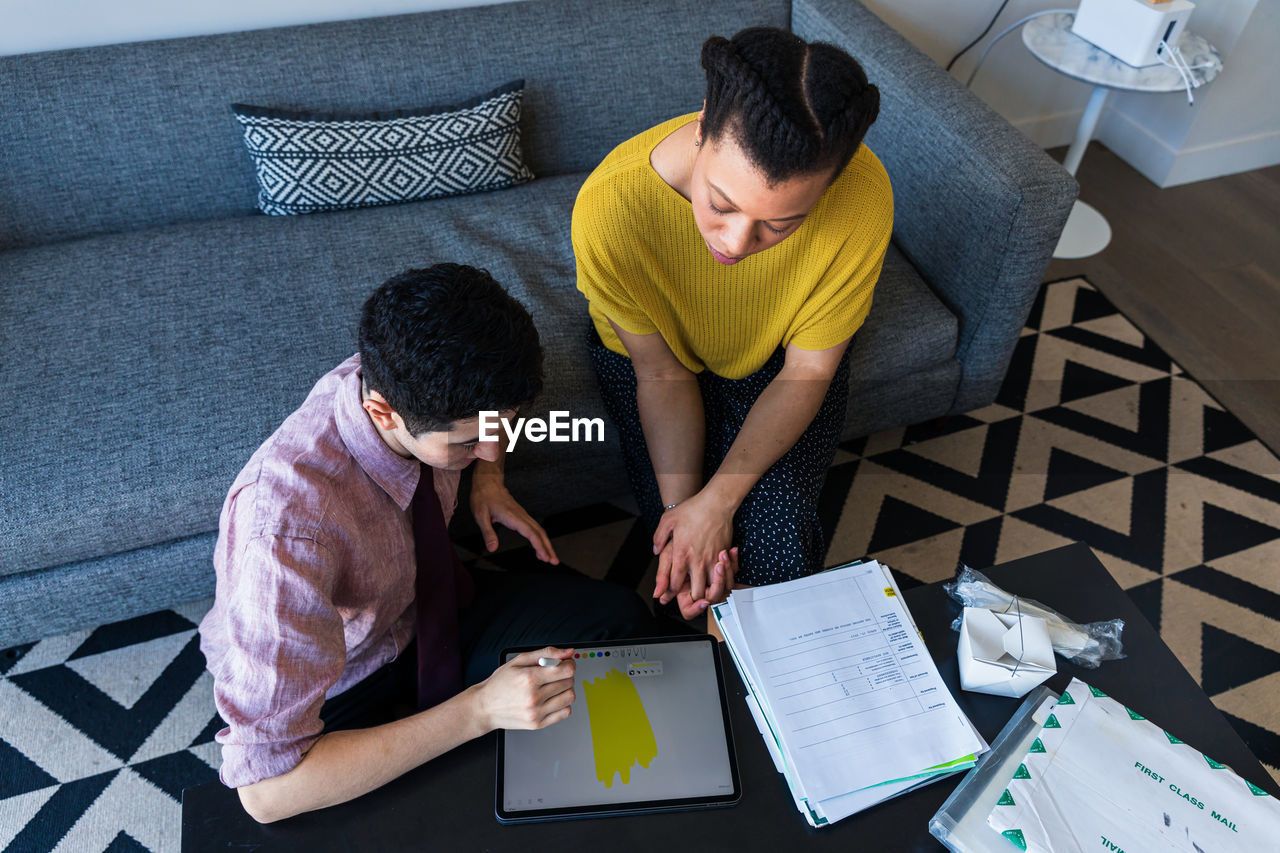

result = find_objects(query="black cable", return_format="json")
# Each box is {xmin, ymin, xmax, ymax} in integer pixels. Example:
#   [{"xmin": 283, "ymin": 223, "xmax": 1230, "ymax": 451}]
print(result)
[{"xmin": 945, "ymin": 0, "xmax": 1012, "ymax": 72}]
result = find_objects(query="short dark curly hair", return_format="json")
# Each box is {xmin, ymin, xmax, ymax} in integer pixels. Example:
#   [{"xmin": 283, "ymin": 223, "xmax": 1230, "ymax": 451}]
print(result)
[
  {"xmin": 701, "ymin": 27, "xmax": 880, "ymax": 184},
  {"xmin": 358, "ymin": 265, "xmax": 543, "ymax": 436}
]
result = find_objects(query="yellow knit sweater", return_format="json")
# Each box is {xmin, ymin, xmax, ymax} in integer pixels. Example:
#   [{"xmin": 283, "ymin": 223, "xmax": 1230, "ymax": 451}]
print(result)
[{"xmin": 572, "ymin": 113, "xmax": 893, "ymax": 380}]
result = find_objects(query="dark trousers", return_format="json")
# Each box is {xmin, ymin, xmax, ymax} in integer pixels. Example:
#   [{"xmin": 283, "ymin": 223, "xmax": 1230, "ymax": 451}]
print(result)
[
  {"xmin": 588, "ymin": 326, "xmax": 851, "ymax": 587},
  {"xmin": 319, "ymin": 568, "xmax": 654, "ymax": 731}
]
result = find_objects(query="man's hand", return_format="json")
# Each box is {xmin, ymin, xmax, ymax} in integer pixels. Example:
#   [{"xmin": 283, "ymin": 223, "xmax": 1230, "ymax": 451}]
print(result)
[
  {"xmin": 473, "ymin": 647, "xmax": 577, "ymax": 730},
  {"xmin": 470, "ymin": 475, "xmax": 558, "ymax": 564},
  {"xmin": 236, "ymin": 646, "xmax": 576, "ymax": 823},
  {"xmin": 652, "ymin": 491, "xmax": 733, "ymax": 615}
]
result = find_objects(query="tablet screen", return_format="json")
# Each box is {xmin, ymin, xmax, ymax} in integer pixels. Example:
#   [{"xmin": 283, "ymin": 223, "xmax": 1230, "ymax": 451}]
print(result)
[{"xmin": 497, "ymin": 636, "xmax": 740, "ymax": 821}]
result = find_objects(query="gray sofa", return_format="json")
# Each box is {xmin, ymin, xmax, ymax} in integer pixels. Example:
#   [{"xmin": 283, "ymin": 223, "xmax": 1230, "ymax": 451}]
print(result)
[{"xmin": 0, "ymin": 0, "xmax": 1076, "ymax": 649}]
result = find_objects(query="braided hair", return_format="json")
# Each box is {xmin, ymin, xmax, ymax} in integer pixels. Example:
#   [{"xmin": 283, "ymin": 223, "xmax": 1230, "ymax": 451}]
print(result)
[{"xmin": 701, "ymin": 27, "xmax": 880, "ymax": 184}]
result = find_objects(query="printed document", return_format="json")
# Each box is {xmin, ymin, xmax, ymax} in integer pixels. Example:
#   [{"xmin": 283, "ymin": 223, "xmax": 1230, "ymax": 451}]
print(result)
[{"xmin": 728, "ymin": 561, "xmax": 986, "ymax": 803}]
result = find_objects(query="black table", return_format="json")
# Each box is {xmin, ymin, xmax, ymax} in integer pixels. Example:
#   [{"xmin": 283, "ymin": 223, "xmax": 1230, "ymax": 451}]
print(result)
[{"xmin": 182, "ymin": 542, "xmax": 1277, "ymax": 851}]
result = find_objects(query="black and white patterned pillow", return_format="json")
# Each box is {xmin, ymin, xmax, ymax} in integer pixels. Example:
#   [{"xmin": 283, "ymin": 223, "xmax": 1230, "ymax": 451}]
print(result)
[{"xmin": 232, "ymin": 81, "xmax": 535, "ymax": 215}]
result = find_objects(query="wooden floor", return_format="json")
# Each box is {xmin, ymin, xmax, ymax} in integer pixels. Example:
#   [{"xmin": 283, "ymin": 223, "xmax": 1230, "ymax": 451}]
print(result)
[{"xmin": 1044, "ymin": 143, "xmax": 1280, "ymax": 455}]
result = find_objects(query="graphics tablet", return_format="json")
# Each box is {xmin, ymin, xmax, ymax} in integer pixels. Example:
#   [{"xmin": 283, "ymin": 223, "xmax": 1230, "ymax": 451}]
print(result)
[{"xmin": 496, "ymin": 635, "xmax": 741, "ymax": 823}]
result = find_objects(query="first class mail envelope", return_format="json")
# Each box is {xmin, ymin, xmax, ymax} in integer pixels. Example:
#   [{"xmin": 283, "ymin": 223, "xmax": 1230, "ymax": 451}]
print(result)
[{"xmin": 986, "ymin": 678, "xmax": 1280, "ymax": 852}]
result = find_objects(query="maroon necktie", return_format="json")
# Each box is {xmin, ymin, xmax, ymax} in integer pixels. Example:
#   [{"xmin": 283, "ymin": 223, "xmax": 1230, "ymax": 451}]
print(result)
[{"xmin": 411, "ymin": 465, "xmax": 476, "ymax": 710}]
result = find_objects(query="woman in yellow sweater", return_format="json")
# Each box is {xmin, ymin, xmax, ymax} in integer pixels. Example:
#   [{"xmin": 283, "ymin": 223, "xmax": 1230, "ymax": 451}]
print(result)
[{"xmin": 573, "ymin": 27, "xmax": 892, "ymax": 619}]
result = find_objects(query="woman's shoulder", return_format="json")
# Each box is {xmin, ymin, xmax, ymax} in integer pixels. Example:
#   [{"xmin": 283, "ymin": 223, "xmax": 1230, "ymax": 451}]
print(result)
[
  {"xmin": 815, "ymin": 144, "xmax": 894, "ymax": 234},
  {"xmin": 573, "ymin": 114, "xmax": 697, "ymax": 244},
  {"xmin": 837, "ymin": 144, "xmax": 893, "ymax": 202},
  {"xmin": 577, "ymin": 114, "xmax": 698, "ymax": 197}
]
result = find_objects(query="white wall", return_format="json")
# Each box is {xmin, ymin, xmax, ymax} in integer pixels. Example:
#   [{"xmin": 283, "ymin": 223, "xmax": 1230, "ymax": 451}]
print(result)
[
  {"xmin": 3, "ymin": 0, "xmax": 1274, "ymax": 185},
  {"xmin": 1142, "ymin": 0, "xmax": 1280, "ymax": 185},
  {"xmin": 863, "ymin": 0, "xmax": 1095, "ymax": 147},
  {"xmin": 1097, "ymin": 0, "xmax": 1280, "ymax": 186},
  {"xmin": 0, "ymin": 0, "xmax": 511, "ymax": 55},
  {"xmin": 862, "ymin": 0, "xmax": 1278, "ymax": 187}
]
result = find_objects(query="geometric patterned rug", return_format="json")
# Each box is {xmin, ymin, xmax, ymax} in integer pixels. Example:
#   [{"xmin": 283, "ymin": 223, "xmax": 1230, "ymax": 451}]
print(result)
[
  {"xmin": 1, "ymin": 276, "xmax": 1277, "ymax": 851},
  {"xmin": 822, "ymin": 277, "xmax": 1280, "ymax": 796}
]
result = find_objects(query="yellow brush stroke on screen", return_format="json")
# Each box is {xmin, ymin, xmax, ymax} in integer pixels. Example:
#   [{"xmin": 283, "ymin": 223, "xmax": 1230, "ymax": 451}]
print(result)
[{"xmin": 582, "ymin": 668, "xmax": 657, "ymax": 788}]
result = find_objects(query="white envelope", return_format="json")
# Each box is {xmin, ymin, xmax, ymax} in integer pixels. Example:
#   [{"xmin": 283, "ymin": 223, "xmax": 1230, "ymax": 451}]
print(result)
[
  {"xmin": 987, "ymin": 678, "xmax": 1280, "ymax": 852},
  {"xmin": 958, "ymin": 607, "xmax": 1056, "ymax": 698}
]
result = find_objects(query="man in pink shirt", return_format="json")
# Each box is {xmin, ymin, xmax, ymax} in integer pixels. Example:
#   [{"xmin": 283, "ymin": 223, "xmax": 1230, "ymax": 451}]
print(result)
[{"xmin": 198, "ymin": 265, "xmax": 651, "ymax": 822}]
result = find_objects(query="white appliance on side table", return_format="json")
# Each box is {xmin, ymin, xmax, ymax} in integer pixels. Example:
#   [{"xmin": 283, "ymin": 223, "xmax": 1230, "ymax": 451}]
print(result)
[{"xmin": 1021, "ymin": 8, "xmax": 1221, "ymax": 259}]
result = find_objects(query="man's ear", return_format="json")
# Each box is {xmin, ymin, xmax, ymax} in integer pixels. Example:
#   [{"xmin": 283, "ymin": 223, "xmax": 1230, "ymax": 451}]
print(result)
[{"xmin": 362, "ymin": 391, "xmax": 402, "ymax": 433}]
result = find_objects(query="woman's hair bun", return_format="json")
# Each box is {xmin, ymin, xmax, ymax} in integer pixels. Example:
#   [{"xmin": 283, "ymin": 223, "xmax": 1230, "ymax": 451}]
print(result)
[{"xmin": 700, "ymin": 27, "xmax": 879, "ymax": 183}]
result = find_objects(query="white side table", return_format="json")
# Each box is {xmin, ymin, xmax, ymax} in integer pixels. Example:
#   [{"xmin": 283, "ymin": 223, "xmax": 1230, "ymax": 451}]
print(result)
[{"xmin": 1022, "ymin": 13, "xmax": 1222, "ymax": 259}]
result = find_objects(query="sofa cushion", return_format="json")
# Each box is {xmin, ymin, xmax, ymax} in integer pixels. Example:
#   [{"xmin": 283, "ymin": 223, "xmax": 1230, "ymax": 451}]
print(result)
[
  {"xmin": 850, "ymin": 242, "xmax": 957, "ymax": 381},
  {"xmin": 0, "ymin": 172, "xmax": 955, "ymax": 579},
  {"xmin": 233, "ymin": 81, "xmax": 534, "ymax": 215}
]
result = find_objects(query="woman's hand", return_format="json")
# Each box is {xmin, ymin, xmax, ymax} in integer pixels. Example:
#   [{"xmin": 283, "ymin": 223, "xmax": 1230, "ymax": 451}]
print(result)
[
  {"xmin": 668, "ymin": 547, "xmax": 738, "ymax": 619},
  {"xmin": 470, "ymin": 473, "xmax": 559, "ymax": 564},
  {"xmin": 652, "ymin": 492, "xmax": 734, "ymax": 618}
]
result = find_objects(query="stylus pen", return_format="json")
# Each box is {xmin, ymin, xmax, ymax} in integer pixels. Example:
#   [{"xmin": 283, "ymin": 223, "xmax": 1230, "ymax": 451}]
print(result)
[{"xmin": 537, "ymin": 657, "xmax": 561, "ymax": 667}]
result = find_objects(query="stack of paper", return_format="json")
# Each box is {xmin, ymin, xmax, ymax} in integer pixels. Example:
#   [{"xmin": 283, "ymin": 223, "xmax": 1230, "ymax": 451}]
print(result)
[{"xmin": 712, "ymin": 560, "xmax": 988, "ymax": 826}]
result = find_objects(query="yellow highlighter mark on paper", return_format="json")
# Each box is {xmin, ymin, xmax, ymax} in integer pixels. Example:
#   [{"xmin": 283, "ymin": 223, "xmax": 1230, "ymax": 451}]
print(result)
[{"xmin": 582, "ymin": 668, "xmax": 657, "ymax": 788}]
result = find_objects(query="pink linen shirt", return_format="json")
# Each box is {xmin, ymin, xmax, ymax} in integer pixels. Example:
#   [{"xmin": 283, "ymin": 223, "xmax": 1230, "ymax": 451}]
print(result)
[{"xmin": 198, "ymin": 354, "xmax": 460, "ymax": 788}]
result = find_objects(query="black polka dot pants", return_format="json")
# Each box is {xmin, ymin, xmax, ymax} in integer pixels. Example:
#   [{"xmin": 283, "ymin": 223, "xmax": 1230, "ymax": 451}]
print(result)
[{"xmin": 588, "ymin": 325, "xmax": 851, "ymax": 587}]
